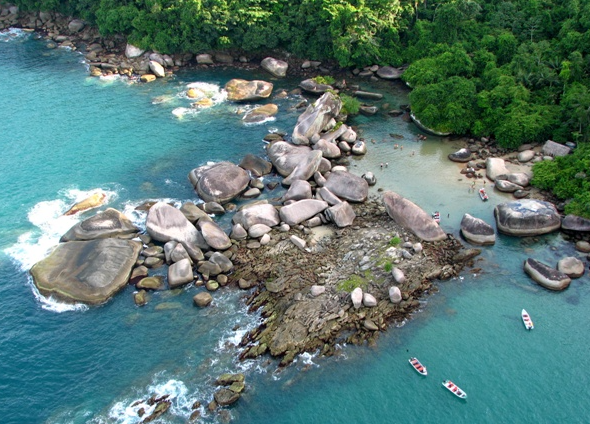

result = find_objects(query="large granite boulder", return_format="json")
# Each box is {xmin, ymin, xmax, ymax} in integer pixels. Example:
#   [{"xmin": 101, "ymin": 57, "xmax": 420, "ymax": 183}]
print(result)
[
  {"xmin": 495, "ymin": 179, "xmax": 523, "ymax": 193},
  {"xmin": 168, "ymin": 258, "xmax": 194, "ymax": 289},
  {"xmin": 60, "ymin": 208, "xmax": 139, "ymax": 242},
  {"xmin": 299, "ymin": 79, "xmax": 333, "ymax": 94},
  {"xmin": 524, "ymin": 258, "xmax": 571, "ymax": 290},
  {"xmin": 376, "ymin": 66, "xmax": 404, "ymax": 80},
  {"xmin": 460, "ymin": 213, "xmax": 495, "ymax": 245},
  {"xmin": 325, "ymin": 201, "xmax": 356, "ymax": 227},
  {"xmin": 267, "ymin": 141, "xmax": 319, "ymax": 178},
  {"xmin": 125, "ymin": 44, "xmax": 144, "ymax": 58},
  {"xmin": 149, "ymin": 60, "xmax": 165, "ymax": 78},
  {"xmin": 232, "ymin": 203, "xmax": 280, "ymax": 229},
  {"xmin": 494, "ymin": 200, "xmax": 561, "ymax": 236},
  {"xmin": 505, "ymin": 172, "xmax": 531, "ymax": 187},
  {"xmin": 189, "ymin": 162, "xmax": 250, "ymax": 204},
  {"xmin": 562, "ymin": 214, "xmax": 590, "ymax": 232},
  {"xmin": 324, "ymin": 171, "xmax": 369, "ymax": 203},
  {"xmin": 279, "ymin": 199, "xmax": 329, "ymax": 226},
  {"xmin": 313, "ymin": 139, "xmax": 342, "ymax": 159},
  {"xmin": 224, "ymin": 79, "xmax": 273, "ymax": 101},
  {"xmin": 292, "ymin": 92, "xmax": 342, "ymax": 145},
  {"xmin": 542, "ymin": 140, "xmax": 571, "ymax": 157},
  {"xmin": 146, "ymin": 202, "xmax": 207, "ymax": 251},
  {"xmin": 261, "ymin": 57, "xmax": 288, "ymax": 78},
  {"xmin": 282, "ymin": 150, "xmax": 324, "ymax": 186},
  {"xmin": 198, "ymin": 219, "xmax": 231, "ymax": 250},
  {"xmin": 486, "ymin": 157, "xmax": 510, "ymax": 181},
  {"xmin": 557, "ymin": 256, "xmax": 585, "ymax": 278},
  {"xmin": 282, "ymin": 180, "xmax": 312, "ymax": 202},
  {"xmin": 448, "ymin": 148, "xmax": 472, "ymax": 163},
  {"xmin": 30, "ymin": 238, "xmax": 142, "ymax": 305},
  {"xmin": 383, "ymin": 191, "xmax": 446, "ymax": 241},
  {"xmin": 238, "ymin": 154, "xmax": 273, "ymax": 177}
]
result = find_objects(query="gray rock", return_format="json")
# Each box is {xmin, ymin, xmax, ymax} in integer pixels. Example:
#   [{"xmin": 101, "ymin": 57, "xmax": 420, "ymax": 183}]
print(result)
[
  {"xmin": 248, "ymin": 223, "xmax": 272, "ymax": 238},
  {"xmin": 363, "ymin": 319, "xmax": 379, "ymax": 331},
  {"xmin": 561, "ymin": 215, "xmax": 590, "ymax": 232},
  {"xmin": 351, "ymin": 140, "xmax": 367, "ymax": 155},
  {"xmin": 316, "ymin": 187, "xmax": 342, "ymax": 206},
  {"xmin": 290, "ymin": 235, "xmax": 306, "ymax": 250},
  {"xmin": 239, "ymin": 154, "xmax": 273, "ymax": 177},
  {"xmin": 524, "ymin": 258, "xmax": 571, "ymax": 290},
  {"xmin": 136, "ymin": 276, "xmax": 164, "ymax": 290},
  {"xmin": 168, "ymin": 258, "xmax": 194, "ymax": 289},
  {"xmin": 542, "ymin": 140, "xmax": 571, "ymax": 157},
  {"xmin": 198, "ymin": 261, "xmax": 222, "ymax": 277},
  {"xmin": 189, "ymin": 161, "xmax": 250, "ymax": 204},
  {"xmin": 375, "ymin": 66, "xmax": 404, "ymax": 79},
  {"xmin": 267, "ymin": 141, "xmax": 318, "ymax": 178},
  {"xmin": 68, "ymin": 19, "xmax": 85, "ymax": 33},
  {"xmin": 389, "ymin": 286, "xmax": 402, "ymax": 303},
  {"xmin": 324, "ymin": 171, "xmax": 369, "ymax": 203},
  {"xmin": 265, "ymin": 277, "xmax": 285, "ymax": 293},
  {"xmin": 495, "ymin": 179, "xmax": 523, "ymax": 193},
  {"xmin": 60, "ymin": 208, "xmax": 139, "ymax": 242},
  {"xmin": 233, "ymin": 203, "xmax": 280, "ymax": 229},
  {"xmin": 125, "ymin": 44, "xmax": 145, "ymax": 58},
  {"xmin": 448, "ymin": 148, "xmax": 472, "ymax": 163},
  {"xmin": 180, "ymin": 202, "xmax": 209, "ymax": 223},
  {"xmin": 575, "ymin": 241, "xmax": 590, "ymax": 253},
  {"xmin": 460, "ymin": 213, "xmax": 496, "ymax": 245},
  {"xmin": 168, "ymin": 241, "xmax": 191, "ymax": 264},
  {"xmin": 383, "ymin": 191, "xmax": 447, "ymax": 241},
  {"xmin": 325, "ymin": 201, "xmax": 355, "ymax": 227},
  {"xmin": 202, "ymin": 201, "xmax": 225, "ymax": 215},
  {"xmin": 149, "ymin": 60, "xmax": 165, "ymax": 77},
  {"xmin": 214, "ymin": 52, "xmax": 233, "ymax": 63},
  {"xmin": 557, "ymin": 256, "xmax": 585, "ymax": 278},
  {"xmin": 313, "ymin": 139, "xmax": 342, "ymax": 159},
  {"xmin": 283, "ymin": 150, "xmax": 324, "ymax": 186},
  {"xmin": 198, "ymin": 219, "xmax": 232, "ymax": 250},
  {"xmin": 362, "ymin": 293, "xmax": 377, "ymax": 307},
  {"xmin": 30, "ymin": 239, "xmax": 142, "ymax": 305},
  {"xmin": 299, "ymin": 79, "xmax": 332, "ymax": 94},
  {"xmin": 517, "ymin": 150, "xmax": 535, "ymax": 162},
  {"xmin": 506, "ymin": 172, "xmax": 531, "ymax": 187},
  {"xmin": 392, "ymin": 268, "xmax": 405, "ymax": 284},
  {"xmin": 353, "ymin": 90, "xmax": 383, "ymax": 100},
  {"xmin": 146, "ymin": 202, "xmax": 206, "ymax": 251},
  {"xmin": 310, "ymin": 285, "xmax": 325, "ymax": 296},
  {"xmin": 292, "ymin": 92, "xmax": 342, "ymax": 145},
  {"xmin": 494, "ymin": 200, "xmax": 561, "ymax": 236},
  {"xmin": 282, "ymin": 180, "xmax": 312, "ymax": 202},
  {"xmin": 196, "ymin": 53, "xmax": 214, "ymax": 64},
  {"xmin": 486, "ymin": 157, "xmax": 510, "ymax": 181},
  {"xmin": 362, "ymin": 172, "xmax": 376, "ymax": 186},
  {"xmin": 193, "ymin": 291, "xmax": 213, "ymax": 307},
  {"xmin": 261, "ymin": 57, "xmax": 288, "ymax": 78},
  {"xmin": 351, "ymin": 287, "xmax": 363, "ymax": 309},
  {"xmin": 279, "ymin": 199, "xmax": 329, "ymax": 226},
  {"xmin": 209, "ymin": 252, "xmax": 234, "ymax": 273}
]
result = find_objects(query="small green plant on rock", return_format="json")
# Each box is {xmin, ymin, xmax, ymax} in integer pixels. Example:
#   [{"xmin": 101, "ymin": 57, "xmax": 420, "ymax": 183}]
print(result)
[
  {"xmin": 337, "ymin": 274, "xmax": 368, "ymax": 293},
  {"xmin": 339, "ymin": 93, "xmax": 360, "ymax": 115},
  {"xmin": 388, "ymin": 236, "xmax": 401, "ymax": 247},
  {"xmin": 312, "ymin": 75, "xmax": 336, "ymax": 85},
  {"xmin": 384, "ymin": 262, "xmax": 393, "ymax": 272}
]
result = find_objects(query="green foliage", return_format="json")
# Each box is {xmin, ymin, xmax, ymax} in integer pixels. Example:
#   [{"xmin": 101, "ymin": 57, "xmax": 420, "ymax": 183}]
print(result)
[
  {"xmin": 337, "ymin": 274, "xmax": 368, "ymax": 293},
  {"xmin": 531, "ymin": 144, "xmax": 590, "ymax": 218},
  {"xmin": 339, "ymin": 93, "xmax": 360, "ymax": 115},
  {"xmin": 384, "ymin": 262, "xmax": 393, "ymax": 272},
  {"xmin": 388, "ymin": 236, "xmax": 401, "ymax": 247},
  {"xmin": 312, "ymin": 75, "xmax": 336, "ymax": 85}
]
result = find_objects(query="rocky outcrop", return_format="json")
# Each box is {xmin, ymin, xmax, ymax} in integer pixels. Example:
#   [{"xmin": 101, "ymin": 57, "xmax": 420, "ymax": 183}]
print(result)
[
  {"xmin": 485, "ymin": 157, "xmax": 510, "ymax": 181},
  {"xmin": 30, "ymin": 238, "xmax": 141, "ymax": 304},
  {"xmin": 224, "ymin": 79, "xmax": 273, "ymax": 101},
  {"xmin": 299, "ymin": 79, "xmax": 332, "ymax": 94},
  {"xmin": 232, "ymin": 203, "xmax": 281, "ymax": 230},
  {"xmin": 238, "ymin": 154, "xmax": 273, "ymax": 177},
  {"xmin": 266, "ymin": 141, "xmax": 322, "ymax": 182},
  {"xmin": 146, "ymin": 202, "xmax": 207, "ymax": 254},
  {"xmin": 325, "ymin": 201, "xmax": 356, "ymax": 227},
  {"xmin": 460, "ymin": 213, "xmax": 495, "ymax": 245},
  {"xmin": 60, "ymin": 208, "xmax": 139, "ymax": 242},
  {"xmin": 524, "ymin": 258, "xmax": 571, "ymax": 290},
  {"xmin": 562, "ymin": 214, "xmax": 590, "ymax": 232},
  {"xmin": 383, "ymin": 191, "xmax": 446, "ymax": 241},
  {"xmin": 292, "ymin": 92, "xmax": 342, "ymax": 145},
  {"xmin": 198, "ymin": 219, "xmax": 232, "ymax": 250},
  {"xmin": 542, "ymin": 140, "xmax": 571, "ymax": 157},
  {"xmin": 279, "ymin": 199, "xmax": 329, "ymax": 226},
  {"xmin": 242, "ymin": 104, "xmax": 278, "ymax": 123},
  {"xmin": 63, "ymin": 192, "xmax": 106, "ymax": 216},
  {"xmin": 261, "ymin": 57, "xmax": 288, "ymax": 78},
  {"xmin": 323, "ymin": 171, "xmax": 369, "ymax": 203},
  {"xmin": 495, "ymin": 180, "xmax": 523, "ymax": 193},
  {"xmin": 168, "ymin": 258, "xmax": 194, "ymax": 288},
  {"xmin": 494, "ymin": 200, "xmax": 561, "ymax": 236},
  {"xmin": 189, "ymin": 162, "xmax": 250, "ymax": 204}
]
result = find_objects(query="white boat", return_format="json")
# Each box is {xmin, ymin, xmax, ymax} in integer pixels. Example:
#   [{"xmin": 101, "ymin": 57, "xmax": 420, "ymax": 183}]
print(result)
[
  {"xmin": 442, "ymin": 380, "xmax": 467, "ymax": 399},
  {"xmin": 522, "ymin": 309, "xmax": 534, "ymax": 330},
  {"xmin": 409, "ymin": 357, "xmax": 427, "ymax": 376},
  {"xmin": 479, "ymin": 188, "xmax": 489, "ymax": 201}
]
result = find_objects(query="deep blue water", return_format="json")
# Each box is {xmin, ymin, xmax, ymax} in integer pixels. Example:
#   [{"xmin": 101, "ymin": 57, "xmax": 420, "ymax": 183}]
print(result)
[{"xmin": 1, "ymin": 29, "xmax": 589, "ymax": 424}]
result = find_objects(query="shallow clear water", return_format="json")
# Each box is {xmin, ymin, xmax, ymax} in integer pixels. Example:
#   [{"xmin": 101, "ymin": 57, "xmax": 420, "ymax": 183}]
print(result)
[{"xmin": 1, "ymin": 29, "xmax": 589, "ymax": 424}]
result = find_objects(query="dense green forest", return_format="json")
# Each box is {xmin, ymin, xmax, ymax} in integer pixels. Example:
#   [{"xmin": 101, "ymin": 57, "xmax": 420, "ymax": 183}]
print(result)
[{"xmin": 4, "ymin": 0, "xmax": 590, "ymax": 216}]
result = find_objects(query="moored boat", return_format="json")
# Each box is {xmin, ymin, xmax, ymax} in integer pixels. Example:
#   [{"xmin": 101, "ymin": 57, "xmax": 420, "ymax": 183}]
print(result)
[
  {"xmin": 479, "ymin": 188, "xmax": 489, "ymax": 201},
  {"xmin": 522, "ymin": 309, "xmax": 534, "ymax": 330},
  {"xmin": 409, "ymin": 357, "xmax": 427, "ymax": 376},
  {"xmin": 442, "ymin": 380, "xmax": 467, "ymax": 399}
]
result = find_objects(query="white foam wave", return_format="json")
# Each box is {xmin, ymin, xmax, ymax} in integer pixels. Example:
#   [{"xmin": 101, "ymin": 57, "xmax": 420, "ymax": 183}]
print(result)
[
  {"xmin": 0, "ymin": 28, "xmax": 31, "ymax": 42},
  {"xmin": 108, "ymin": 378, "xmax": 194, "ymax": 424},
  {"xmin": 243, "ymin": 116, "xmax": 277, "ymax": 126}
]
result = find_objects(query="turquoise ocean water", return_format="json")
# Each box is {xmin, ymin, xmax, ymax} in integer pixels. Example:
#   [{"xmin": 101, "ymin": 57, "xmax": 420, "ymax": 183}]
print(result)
[{"xmin": 1, "ymin": 29, "xmax": 589, "ymax": 424}]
